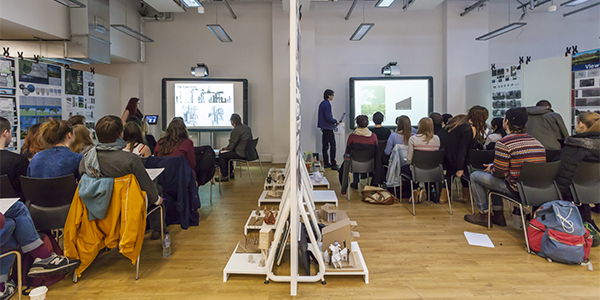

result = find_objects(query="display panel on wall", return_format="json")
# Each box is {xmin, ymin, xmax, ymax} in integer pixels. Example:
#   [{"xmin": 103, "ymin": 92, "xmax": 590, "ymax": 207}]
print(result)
[
  {"xmin": 571, "ymin": 48, "xmax": 600, "ymax": 133},
  {"xmin": 17, "ymin": 60, "xmax": 63, "ymax": 142},
  {"xmin": 161, "ymin": 78, "xmax": 248, "ymax": 131},
  {"xmin": 349, "ymin": 77, "xmax": 433, "ymax": 128},
  {"xmin": 65, "ymin": 69, "xmax": 96, "ymax": 131},
  {"xmin": 0, "ymin": 57, "xmax": 18, "ymax": 151},
  {"xmin": 491, "ymin": 65, "xmax": 523, "ymax": 118}
]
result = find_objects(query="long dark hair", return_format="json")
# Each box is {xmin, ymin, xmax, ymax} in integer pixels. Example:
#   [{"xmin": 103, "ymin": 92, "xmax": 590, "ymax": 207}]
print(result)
[
  {"xmin": 446, "ymin": 106, "xmax": 489, "ymax": 144},
  {"xmin": 125, "ymin": 97, "xmax": 140, "ymax": 117},
  {"xmin": 123, "ymin": 122, "xmax": 146, "ymax": 152},
  {"xmin": 396, "ymin": 115, "xmax": 412, "ymax": 144},
  {"xmin": 157, "ymin": 119, "xmax": 189, "ymax": 156},
  {"xmin": 491, "ymin": 117, "xmax": 506, "ymax": 137}
]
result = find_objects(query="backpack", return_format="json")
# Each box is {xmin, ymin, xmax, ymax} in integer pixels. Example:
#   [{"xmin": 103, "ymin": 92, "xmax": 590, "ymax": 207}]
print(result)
[
  {"xmin": 194, "ymin": 145, "xmax": 216, "ymax": 186},
  {"xmin": 526, "ymin": 200, "xmax": 593, "ymax": 270}
]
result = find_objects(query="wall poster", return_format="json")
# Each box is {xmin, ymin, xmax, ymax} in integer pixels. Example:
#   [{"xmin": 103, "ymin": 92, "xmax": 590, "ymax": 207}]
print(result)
[
  {"xmin": 491, "ymin": 64, "xmax": 523, "ymax": 118},
  {"xmin": 65, "ymin": 69, "xmax": 96, "ymax": 131},
  {"xmin": 0, "ymin": 57, "xmax": 18, "ymax": 150},
  {"xmin": 571, "ymin": 48, "xmax": 600, "ymax": 133}
]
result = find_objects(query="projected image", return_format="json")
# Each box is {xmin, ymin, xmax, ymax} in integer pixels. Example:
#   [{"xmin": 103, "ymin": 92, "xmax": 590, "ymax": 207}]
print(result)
[
  {"xmin": 353, "ymin": 78, "xmax": 430, "ymax": 127},
  {"xmin": 175, "ymin": 83, "xmax": 234, "ymax": 127}
]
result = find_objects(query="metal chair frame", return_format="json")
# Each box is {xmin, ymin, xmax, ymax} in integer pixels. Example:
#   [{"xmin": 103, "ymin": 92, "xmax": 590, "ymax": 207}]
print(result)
[
  {"xmin": 0, "ymin": 250, "xmax": 21, "ymax": 300},
  {"xmin": 405, "ymin": 150, "xmax": 452, "ymax": 216},
  {"xmin": 228, "ymin": 138, "xmax": 264, "ymax": 185}
]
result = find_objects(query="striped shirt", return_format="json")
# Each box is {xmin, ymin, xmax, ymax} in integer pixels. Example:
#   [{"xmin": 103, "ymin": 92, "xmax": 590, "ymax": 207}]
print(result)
[
  {"xmin": 407, "ymin": 134, "xmax": 440, "ymax": 164},
  {"xmin": 492, "ymin": 133, "xmax": 546, "ymax": 192}
]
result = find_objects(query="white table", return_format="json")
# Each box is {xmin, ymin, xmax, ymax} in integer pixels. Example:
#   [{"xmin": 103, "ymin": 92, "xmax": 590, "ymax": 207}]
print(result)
[
  {"xmin": 243, "ymin": 210, "xmax": 276, "ymax": 235},
  {"xmin": 310, "ymin": 175, "xmax": 330, "ymax": 189},
  {"xmin": 258, "ymin": 190, "xmax": 338, "ymax": 206},
  {"xmin": 223, "ymin": 242, "xmax": 266, "ymax": 282}
]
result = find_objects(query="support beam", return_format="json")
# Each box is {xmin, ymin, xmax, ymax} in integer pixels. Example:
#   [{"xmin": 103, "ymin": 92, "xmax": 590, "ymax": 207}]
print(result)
[
  {"xmin": 345, "ymin": 0, "xmax": 358, "ymax": 20},
  {"xmin": 563, "ymin": 1, "xmax": 600, "ymax": 16},
  {"xmin": 516, "ymin": 0, "xmax": 551, "ymax": 10},
  {"xmin": 223, "ymin": 0, "xmax": 237, "ymax": 20},
  {"xmin": 460, "ymin": 0, "xmax": 488, "ymax": 16}
]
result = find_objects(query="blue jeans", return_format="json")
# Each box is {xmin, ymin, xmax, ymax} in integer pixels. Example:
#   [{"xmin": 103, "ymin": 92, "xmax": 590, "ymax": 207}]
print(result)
[
  {"xmin": 470, "ymin": 171, "xmax": 518, "ymax": 213},
  {"xmin": 0, "ymin": 202, "xmax": 43, "ymax": 282}
]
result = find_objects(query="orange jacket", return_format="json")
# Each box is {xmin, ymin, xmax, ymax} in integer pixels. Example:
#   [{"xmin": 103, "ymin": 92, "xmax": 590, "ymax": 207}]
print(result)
[{"xmin": 64, "ymin": 174, "xmax": 147, "ymax": 277}]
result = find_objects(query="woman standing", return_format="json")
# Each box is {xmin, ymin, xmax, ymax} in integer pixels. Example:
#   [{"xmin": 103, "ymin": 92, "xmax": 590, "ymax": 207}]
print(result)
[
  {"xmin": 121, "ymin": 97, "xmax": 143, "ymax": 122},
  {"xmin": 438, "ymin": 105, "xmax": 489, "ymax": 203},
  {"xmin": 154, "ymin": 118, "xmax": 195, "ymax": 169}
]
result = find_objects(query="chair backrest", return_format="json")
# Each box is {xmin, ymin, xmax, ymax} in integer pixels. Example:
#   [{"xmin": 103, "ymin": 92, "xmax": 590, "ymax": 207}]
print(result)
[
  {"xmin": 571, "ymin": 161, "xmax": 600, "ymax": 205},
  {"xmin": 20, "ymin": 174, "xmax": 77, "ymax": 231},
  {"xmin": 546, "ymin": 149, "xmax": 561, "ymax": 162},
  {"xmin": 348, "ymin": 143, "xmax": 376, "ymax": 173},
  {"xmin": 467, "ymin": 150, "xmax": 495, "ymax": 173},
  {"xmin": 0, "ymin": 175, "xmax": 18, "ymax": 198},
  {"xmin": 516, "ymin": 161, "xmax": 562, "ymax": 207},
  {"xmin": 245, "ymin": 138, "xmax": 259, "ymax": 161},
  {"xmin": 410, "ymin": 150, "xmax": 445, "ymax": 183}
]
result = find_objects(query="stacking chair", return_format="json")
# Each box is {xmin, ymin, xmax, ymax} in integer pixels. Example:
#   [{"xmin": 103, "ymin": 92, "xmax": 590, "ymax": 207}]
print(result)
[
  {"xmin": 229, "ymin": 137, "xmax": 264, "ymax": 184},
  {"xmin": 405, "ymin": 150, "xmax": 451, "ymax": 216},
  {"xmin": 20, "ymin": 174, "xmax": 77, "ymax": 233},
  {"xmin": 464, "ymin": 150, "xmax": 495, "ymax": 214},
  {"xmin": 0, "ymin": 249, "xmax": 21, "ymax": 300},
  {"xmin": 347, "ymin": 153, "xmax": 376, "ymax": 202},
  {"xmin": 486, "ymin": 161, "xmax": 561, "ymax": 253},
  {"xmin": 545, "ymin": 149, "xmax": 561, "ymax": 162},
  {"xmin": 570, "ymin": 161, "xmax": 600, "ymax": 206},
  {"xmin": 0, "ymin": 175, "xmax": 18, "ymax": 198}
]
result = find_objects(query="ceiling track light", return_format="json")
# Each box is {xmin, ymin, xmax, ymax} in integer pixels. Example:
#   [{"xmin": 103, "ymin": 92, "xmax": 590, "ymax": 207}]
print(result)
[
  {"xmin": 475, "ymin": 22, "xmax": 527, "ymax": 41},
  {"xmin": 561, "ymin": 0, "xmax": 593, "ymax": 6},
  {"xmin": 563, "ymin": 1, "xmax": 600, "ymax": 16},
  {"xmin": 53, "ymin": 0, "xmax": 86, "ymax": 8},
  {"xmin": 111, "ymin": 24, "xmax": 155, "ymax": 42}
]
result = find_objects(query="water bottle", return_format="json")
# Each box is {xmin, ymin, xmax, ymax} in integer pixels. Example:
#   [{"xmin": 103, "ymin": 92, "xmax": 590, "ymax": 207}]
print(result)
[{"xmin": 162, "ymin": 231, "xmax": 171, "ymax": 258}]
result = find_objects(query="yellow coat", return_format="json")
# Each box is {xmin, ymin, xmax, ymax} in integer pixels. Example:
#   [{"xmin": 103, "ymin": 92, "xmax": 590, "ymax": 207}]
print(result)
[{"xmin": 64, "ymin": 174, "xmax": 147, "ymax": 277}]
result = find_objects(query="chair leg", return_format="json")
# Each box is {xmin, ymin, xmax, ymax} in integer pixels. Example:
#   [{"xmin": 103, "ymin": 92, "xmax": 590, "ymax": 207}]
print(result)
[
  {"xmin": 411, "ymin": 180, "xmax": 416, "ymax": 216},
  {"xmin": 258, "ymin": 159, "xmax": 264, "ymax": 178},
  {"xmin": 445, "ymin": 180, "xmax": 452, "ymax": 215},
  {"xmin": 520, "ymin": 203, "xmax": 531, "ymax": 254},
  {"xmin": 16, "ymin": 252, "xmax": 21, "ymax": 300},
  {"xmin": 487, "ymin": 193, "xmax": 492, "ymax": 231},
  {"xmin": 247, "ymin": 162, "xmax": 253, "ymax": 185},
  {"xmin": 72, "ymin": 271, "xmax": 78, "ymax": 283},
  {"xmin": 210, "ymin": 181, "xmax": 213, "ymax": 203},
  {"xmin": 347, "ymin": 173, "xmax": 351, "ymax": 202},
  {"xmin": 135, "ymin": 255, "xmax": 140, "ymax": 280},
  {"xmin": 468, "ymin": 182, "xmax": 475, "ymax": 215}
]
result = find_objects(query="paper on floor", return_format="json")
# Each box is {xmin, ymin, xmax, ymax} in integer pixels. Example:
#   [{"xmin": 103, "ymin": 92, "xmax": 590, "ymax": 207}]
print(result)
[{"xmin": 464, "ymin": 231, "xmax": 495, "ymax": 248}]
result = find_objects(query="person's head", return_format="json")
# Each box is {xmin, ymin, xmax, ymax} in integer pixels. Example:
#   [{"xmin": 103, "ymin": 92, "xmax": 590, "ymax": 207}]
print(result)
[
  {"xmin": 466, "ymin": 105, "xmax": 489, "ymax": 143},
  {"xmin": 323, "ymin": 89, "xmax": 334, "ymax": 101},
  {"xmin": 141, "ymin": 120, "xmax": 149, "ymax": 134},
  {"xmin": 504, "ymin": 107, "xmax": 528, "ymax": 134},
  {"xmin": 442, "ymin": 113, "xmax": 453, "ymax": 126},
  {"xmin": 39, "ymin": 118, "xmax": 75, "ymax": 146},
  {"xmin": 157, "ymin": 118, "xmax": 189, "ymax": 156},
  {"xmin": 68, "ymin": 114, "xmax": 86, "ymax": 126},
  {"xmin": 416, "ymin": 117, "xmax": 434, "ymax": 142},
  {"xmin": 429, "ymin": 112, "xmax": 443, "ymax": 126},
  {"xmin": 123, "ymin": 121, "xmax": 146, "ymax": 152},
  {"xmin": 490, "ymin": 117, "xmax": 507, "ymax": 136},
  {"xmin": 576, "ymin": 111, "xmax": 600, "ymax": 134},
  {"xmin": 126, "ymin": 116, "xmax": 142, "ymax": 126},
  {"xmin": 0, "ymin": 117, "xmax": 11, "ymax": 148},
  {"xmin": 125, "ymin": 97, "xmax": 140, "ymax": 116},
  {"xmin": 372, "ymin": 112, "xmax": 384, "ymax": 126},
  {"xmin": 70, "ymin": 124, "xmax": 94, "ymax": 153},
  {"xmin": 22, "ymin": 123, "xmax": 46, "ymax": 156},
  {"xmin": 230, "ymin": 113, "xmax": 242, "ymax": 127},
  {"xmin": 95, "ymin": 115, "xmax": 124, "ymax": 143},
  {"xmin": 396, "ymin": 115, "xmax": 412, "ymax": 144},
  {"xmin": 536, "ymin": 100, "xmax": 552, "ymax": 108},
  {"xmin": 355, "ymin": 115, "xmax": 369, "ymax": 128}
]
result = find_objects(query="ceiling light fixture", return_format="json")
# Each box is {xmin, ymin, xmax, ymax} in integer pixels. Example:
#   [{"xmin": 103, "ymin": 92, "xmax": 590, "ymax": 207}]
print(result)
[
  {"xmin": 563, "ymin": 1, "xmax": 600, "ymax": 16},
  {"xmin": 561, "ymin": 0, "xmax": 592, "ymax": 6},
  {"xmin": 208, "ymin": 5, "xmax": 233, "ymax": 42},
  {"xmin": 111, "ymin": 24, "xmax": 154, "ymax": 42},
  {"xmin": 476, "ymin": 22, "xmax": 527, "ymax": 40},
  {"xmin": 350, "ymin": 0, "xmax": 374, "ymax": 41},
  {"xmin": 181, "ymin": 0, "xmax": 202, "ymax": 7},
  {"xmin": 53, "ymin": 0, "xmax": 86, "ymax": 8},
  {"xmin": 375, "ymin": 0, "xmax": 396, "ymax": 8}
]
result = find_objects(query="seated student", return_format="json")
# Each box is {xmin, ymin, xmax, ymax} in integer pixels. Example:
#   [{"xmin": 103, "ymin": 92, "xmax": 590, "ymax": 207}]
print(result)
[
  {"xmin": 20, "ymin": 123, "xmax": 45, "ymax": 160},
  {"xmin": 70, "ymin": 124, "xmax": 95, "ymax": 154},
  {"xmin": 485, "ymin": 117, "xmax": 506, "ymax": 150},
  {"xmin": 0, "ymin": 117, "xmax": 29, "ymax": 197},
  {"xmin": 556, "ymin": 111, "xmax": 600, "ymax": 230},
  {"xmin": 142, "ymin": 119, "xmax": 157, "ymax": 154},
  {"xmin": 442, "ymin": 113, "xmax": 453, "ymax": 128},
  {"xmin": 429, "ymin": 112, "xmax": 444, "ymax": 134},
  {"xmin": 384, "ymin": 115, "xmax": 412, "ymax": 156},
  {"xmin": 28, "ymin": 118, "xmax": 83, "ymax": 180},
  {"xmin": 216, "ymin": 114, "xmax": 252, "ymax": 181},
  {"xmin": 0, "ymin": 203, "xmax": 80, "ymax": 299},
  {"xmin": 68, "ymin": 114, "xmax": 86, "ymax": 126},
  {"xmin": 344, "ymin": 115, "xmax": 378, "ymax": 189},
  {"xmin": 155, "ymin": 118, "xmax": 195, "ymax": 170},
  {"xmin": 464, "ymin": 108, "xmax": 546, "ymax": 227},
  {"xmin": 370, "ymin": 112, "xmax": 391, "ymax": 141},
  {"xmin": 80, "ymin": 115, "xmax": 163, "ymax": 238},
  {"xmin": 123, "ymin": 122, "xmax": 151, "ymax": 158}
]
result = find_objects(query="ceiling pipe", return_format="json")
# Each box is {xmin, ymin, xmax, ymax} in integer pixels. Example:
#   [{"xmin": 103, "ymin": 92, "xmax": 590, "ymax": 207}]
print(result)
[
  {"xmin": 460, "ymin": 0, "xmax": 489, "ymax": 16},
  {"xmin": 345, "ymin": 0, "xmax": 358, "ymax": 20},
  {"xmin": 223, "ymin": 0, "xmax": 238, "ymax": 19}
]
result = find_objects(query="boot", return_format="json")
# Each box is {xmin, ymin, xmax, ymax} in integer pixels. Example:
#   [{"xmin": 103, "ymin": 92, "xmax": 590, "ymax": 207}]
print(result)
[
  {"xmin": 418, "ymin": 189, "xmax": 426, "ymax": 203},
  {"xmin": 439, "ymin": 188, "xmax": 448, "ymax": 204},
  {"xmin": 408, "ymin": 189, "xmax": 420, "ymax": 204},
  {"xmin": 462, "ymin": 187, "xmax": 471, "ymax": 203},
  {"xmin": 464, "ymin": 212, "xmax": 491, "ymax": 227},
  {"xmin": 491, "ymin": 210, "xmax": 507, "ymax": 226}
]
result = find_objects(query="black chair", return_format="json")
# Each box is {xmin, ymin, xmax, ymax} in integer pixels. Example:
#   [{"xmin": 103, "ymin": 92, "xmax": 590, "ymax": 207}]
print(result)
[
  {"xmin": 486, "ymin": 161, "xmax": 562, "ymax": 253},
  {"xmin": 0, "ymin": 175, "xmax": 18, "ymax": 198},
  {"xmin": 570, "ymin": 161, "xmax": 600, "ymax": 205},
  {"xmin": 546, "ymin": 149, "xmax": 561, "ymax": 162},
  {"xmin": 464, "ymin": 150, "xmax": 495, "ymax": 214},
  {"xmin": 347, "ymin": 152, "xmax": 376, "ymax": 202},
  {"xmin": 405, "ymin": 150, "xmax": 452, "ymax": 216},
  {"xmin": 20, "ymin": 174, "xmax": 77, "ymax": 232},
  {"xmin": 229, "ymin": 137, "xmax": 264, "ymax": 184}
]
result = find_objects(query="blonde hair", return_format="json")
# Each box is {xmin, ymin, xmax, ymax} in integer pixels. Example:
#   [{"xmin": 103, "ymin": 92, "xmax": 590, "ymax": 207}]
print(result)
[
  {"xmin": 416, "ymin": 117, "xmax": 434, "ymax": 143},
  {"xmin": 578, "ymin": 111, "xmax": 600, "ymax": 132},
  {"xmin": 70, "ymin": 124, "xmax": 94, "ymax": 153}
]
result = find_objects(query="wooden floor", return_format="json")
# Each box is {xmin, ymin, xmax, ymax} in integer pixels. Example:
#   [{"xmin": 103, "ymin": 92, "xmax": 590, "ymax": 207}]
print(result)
[{"xmin": 51, "ymin": 163, "xmax": 600, "ymax": 299}]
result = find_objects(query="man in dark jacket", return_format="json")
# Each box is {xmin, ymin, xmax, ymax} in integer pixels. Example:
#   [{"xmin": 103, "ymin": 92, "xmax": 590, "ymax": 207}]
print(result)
[
  {"xmin": 525, "ymin": 100, "xmax": 569, "ymax": 150},
  {"xmin": 216, "ymin": 113, "xmax": 253, "ymax": 180},
  {"xmin": 0, "ymin": 117, "xmax": 29, "ymax": 197},
  {"xmin": 318, "ymin": 89, "xmax": 339, "ymax": 170}
]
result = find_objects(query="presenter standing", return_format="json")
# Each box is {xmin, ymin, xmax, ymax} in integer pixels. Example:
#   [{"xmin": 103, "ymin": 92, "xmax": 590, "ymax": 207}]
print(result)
[{"xmin": 318, "ymin": 89, "xmax": 339, "ymax": 170}]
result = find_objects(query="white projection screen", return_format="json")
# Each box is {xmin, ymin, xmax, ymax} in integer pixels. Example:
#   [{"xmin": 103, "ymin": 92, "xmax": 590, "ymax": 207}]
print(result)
[
  {"xmin": 162, "ymin": 78, "xmax": 248, "ymax": 131},
  {"xmin": 349, "ymin": 77, "xmax": 433, "ymax": 128}
]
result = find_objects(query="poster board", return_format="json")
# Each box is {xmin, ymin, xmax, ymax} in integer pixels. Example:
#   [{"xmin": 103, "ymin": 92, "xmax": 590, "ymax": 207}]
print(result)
[
  {"xmin": 491, "ymin": 64, "xmax": 523, "ymax": 118},
  {"xmin": 571, "ymin": 49, "xmax": 600, "ymax": 133},
  {"xmin": 0, "ymin": 57, "xmax": 18, "ymax": 151},
  {"xmin": 65, "ymin": 69, "xmax": 96, "ymax": 131}
]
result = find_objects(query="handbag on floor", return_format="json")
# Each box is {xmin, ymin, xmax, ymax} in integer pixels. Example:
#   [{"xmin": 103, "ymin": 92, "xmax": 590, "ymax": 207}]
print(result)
[{"xmin": 361, "ymin": 186, "xmax": 396, "ymax": 205}]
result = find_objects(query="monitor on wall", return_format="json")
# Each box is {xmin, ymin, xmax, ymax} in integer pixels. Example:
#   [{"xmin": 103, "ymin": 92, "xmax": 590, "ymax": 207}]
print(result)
[
  {"xmin": 349, "ymin": 76, "xmax": 433, "ymax": 129},
  {"xmin": 161, "ymin": 78, "xmax": 248, "ymax": 131}
]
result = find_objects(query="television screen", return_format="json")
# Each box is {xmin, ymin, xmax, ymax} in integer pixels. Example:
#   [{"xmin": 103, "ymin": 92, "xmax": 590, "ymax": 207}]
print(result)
[
  {"xmin": 349, "ymin": 77, "xmax": 433, "ymax": 128},
  {"xmin": 162, "ymin": 78, "xmax": 248, "ymax": 130}
]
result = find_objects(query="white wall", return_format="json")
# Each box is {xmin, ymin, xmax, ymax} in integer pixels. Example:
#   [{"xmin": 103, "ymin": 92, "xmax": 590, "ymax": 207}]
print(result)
[
  {"xmin": 93, "ymin": 73, "xmax": 122, "ymax": 119},
  {"xmin": 0, "ymin": 0, "xmax": 70, "ymax": 39},
  {"xmin": 465, "ymin": 70, "xmax": 491, "ymax": 111}
]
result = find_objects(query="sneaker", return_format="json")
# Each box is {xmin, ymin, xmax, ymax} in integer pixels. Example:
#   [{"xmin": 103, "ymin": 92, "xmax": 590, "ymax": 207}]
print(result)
[
  {"xmin": 330, "ymin": 165, "xmax": 339, "ymax": 171},
  {"xmin": 464, "ymin": 212, "xmax": 491, "ymax": 227},
  {"xmin": 324, "ymin": 164, "xmax": 332, "ymax": 169},
  {"xmin": 0, "ymin": 281, "xmax": 16, "ymax": 300},
  {"xmin": 28, "ymin": 253, "xmax": 81, "ymax": 278},
  {"xmin": 350, "ymin": 182, "xmax": 358, "ymax": 190},
  {"xmin": 491, "ymin": 210, "xmax": 507, "ymax": 226},
  {"xmin": 214, "ymin": 176, "xmax": 229, "ymax": 182}
]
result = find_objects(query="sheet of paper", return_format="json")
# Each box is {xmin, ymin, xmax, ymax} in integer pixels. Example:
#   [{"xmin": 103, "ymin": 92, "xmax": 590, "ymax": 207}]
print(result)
[
  {"xmin": 464, "ymin": 231, "xmax": 495, "ymax": 248},
  {"xmin": 146, "ymin": 168, "xmax": 165, "ymax": 181},
  {"xmin": 0, "ymin": 198, "xmax": 19, "ymax": 214}
]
